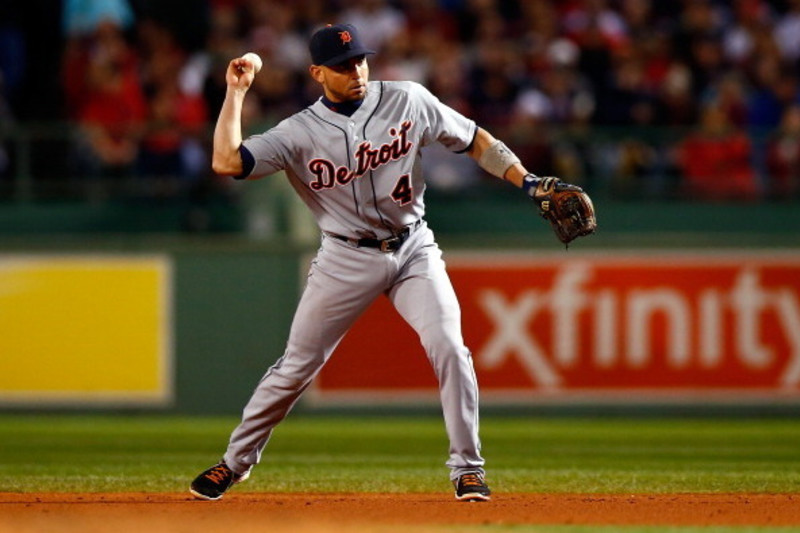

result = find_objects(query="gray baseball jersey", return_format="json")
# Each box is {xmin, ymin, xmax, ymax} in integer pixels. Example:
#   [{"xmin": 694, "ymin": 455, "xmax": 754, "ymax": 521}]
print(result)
[
  {"xmin": 241, "ymin": 80, "xmax": 476, "ymax": 238},
  {"xmin": 223, "ymin": 80, "xmax": 485, "ymax": 482}
]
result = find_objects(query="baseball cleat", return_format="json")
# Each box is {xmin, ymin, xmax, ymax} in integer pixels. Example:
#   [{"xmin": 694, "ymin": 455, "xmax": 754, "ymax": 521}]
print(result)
[
  {"xmin": 190, "ymin": 461, "xmax": 250, "ymax": 501},
  {"xmin": 453, "ymin": 472, "xmax": 491, "ymax": 502}
]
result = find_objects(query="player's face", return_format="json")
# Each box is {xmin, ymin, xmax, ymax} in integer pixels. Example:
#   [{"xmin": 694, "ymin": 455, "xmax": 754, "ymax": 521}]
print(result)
[{"xmin": 311, "ymin": 56, "xmax": 369, "ymax": 102}]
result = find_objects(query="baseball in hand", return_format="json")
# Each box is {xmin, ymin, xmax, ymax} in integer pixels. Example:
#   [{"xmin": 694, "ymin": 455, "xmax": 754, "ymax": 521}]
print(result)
[{"xmin": 241, "ymin": 52, "xmax": 262, "ymax": 74}]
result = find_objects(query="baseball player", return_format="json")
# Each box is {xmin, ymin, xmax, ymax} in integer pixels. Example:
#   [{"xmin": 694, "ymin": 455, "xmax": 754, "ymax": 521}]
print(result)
[{"xmin": 190, "ymin": 23, "xmax": 590, "ymax": 503}]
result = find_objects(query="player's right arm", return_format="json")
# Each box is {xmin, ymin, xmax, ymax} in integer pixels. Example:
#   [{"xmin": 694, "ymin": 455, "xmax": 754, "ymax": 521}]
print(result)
[{"xmin": 211, "ymin": 58, "xmax": 255, "ymax": 176}]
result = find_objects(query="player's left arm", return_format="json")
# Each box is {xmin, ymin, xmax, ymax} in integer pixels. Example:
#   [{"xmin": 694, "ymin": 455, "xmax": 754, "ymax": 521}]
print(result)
[
  {"xmin": 466, "ymin": 126, "xmax": 578, "ymax": 196},
  {"xmin": 466, "ymin": 127, "xmax": 596, "ymax": 244},
  {"xmin": 466, "ymin": 128, "xmax": 526, "ymax": 187},
  {"xmin": 417, "ymin": 81, "xmax": 593, "ymax": 242}
]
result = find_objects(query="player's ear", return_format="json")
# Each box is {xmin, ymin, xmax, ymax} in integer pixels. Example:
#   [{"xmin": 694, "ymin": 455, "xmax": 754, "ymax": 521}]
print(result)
[{"xmin": 309, "ymin": 65, "xmax": 324, "ymax": 84}]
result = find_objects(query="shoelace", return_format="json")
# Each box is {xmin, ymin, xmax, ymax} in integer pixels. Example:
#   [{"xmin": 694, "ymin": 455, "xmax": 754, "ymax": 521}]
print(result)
[
  {"xmin": 459, "ymin": 473, "xmax": 485, "ymax": 488},
  {"xmin": 204, "ymin": 465, "xmax": 231, "ymax": 484}
]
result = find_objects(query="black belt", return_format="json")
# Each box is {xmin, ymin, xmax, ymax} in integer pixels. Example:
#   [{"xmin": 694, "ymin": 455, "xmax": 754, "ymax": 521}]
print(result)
[{"xmin": 329, "ymin": 222, "xmax": 420, "ymax": 253}]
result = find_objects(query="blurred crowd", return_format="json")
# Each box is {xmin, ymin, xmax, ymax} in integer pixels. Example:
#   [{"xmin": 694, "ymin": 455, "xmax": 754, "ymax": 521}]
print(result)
[{"xmin": 3, "ymin": 0, "xmax": 800, "ymax": 202}]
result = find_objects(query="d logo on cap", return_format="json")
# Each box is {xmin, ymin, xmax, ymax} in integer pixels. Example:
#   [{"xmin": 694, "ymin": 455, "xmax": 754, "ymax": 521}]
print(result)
[{"xmin": 309, "ymin": 23, "xmax": 375, "ymax": 67}]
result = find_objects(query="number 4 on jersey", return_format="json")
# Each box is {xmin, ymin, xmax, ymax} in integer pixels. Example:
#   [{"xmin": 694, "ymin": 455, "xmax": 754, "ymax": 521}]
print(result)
[{"xmin": 391, "ymin": 174, "xmax": 413, "ymax": 206}]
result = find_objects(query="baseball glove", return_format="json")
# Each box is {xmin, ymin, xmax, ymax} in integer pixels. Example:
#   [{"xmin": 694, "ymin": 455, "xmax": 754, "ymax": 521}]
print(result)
[{"xmin": 530, "ymin": 176, "xmax": 597, "ymax": 245}]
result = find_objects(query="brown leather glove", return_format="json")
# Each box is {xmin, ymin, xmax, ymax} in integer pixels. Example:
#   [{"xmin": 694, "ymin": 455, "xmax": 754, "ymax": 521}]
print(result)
[{"xmin": 525, "ymin": 175, "xmax": 597, "ymax": 245}]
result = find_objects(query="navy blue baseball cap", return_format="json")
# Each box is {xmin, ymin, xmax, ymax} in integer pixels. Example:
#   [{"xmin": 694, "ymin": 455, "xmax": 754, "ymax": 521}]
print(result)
[{"xmin": 309, "ymin": 23, "xmax": 375, "ymax": 66}]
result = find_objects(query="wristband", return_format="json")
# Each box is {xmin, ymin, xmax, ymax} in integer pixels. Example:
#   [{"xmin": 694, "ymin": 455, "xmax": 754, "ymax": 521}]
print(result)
[{"xmin": 522, "ymin": 173, "xmax": 541, "ymax": 199}]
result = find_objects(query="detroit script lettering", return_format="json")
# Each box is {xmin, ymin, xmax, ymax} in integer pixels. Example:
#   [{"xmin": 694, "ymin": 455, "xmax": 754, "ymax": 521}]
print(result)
[{"xmin": 308, "ymin": 121, "xmax": 414, "ymax": 191}]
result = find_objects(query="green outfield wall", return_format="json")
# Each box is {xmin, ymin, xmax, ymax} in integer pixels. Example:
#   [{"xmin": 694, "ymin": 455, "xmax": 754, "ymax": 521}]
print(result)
[
  {"xmin": 171, "ymin": 244, "xmax": 300, "ymax": 414},
  {"xmin": 1, "ymin": 198, "xmax": 799, "ymax": 414}
]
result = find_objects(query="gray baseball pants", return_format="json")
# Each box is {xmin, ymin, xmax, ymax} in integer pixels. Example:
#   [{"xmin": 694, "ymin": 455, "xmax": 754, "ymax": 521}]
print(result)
[{"xmin": 222, "ymin": 221, "xmax": 485, "ymax": 480}]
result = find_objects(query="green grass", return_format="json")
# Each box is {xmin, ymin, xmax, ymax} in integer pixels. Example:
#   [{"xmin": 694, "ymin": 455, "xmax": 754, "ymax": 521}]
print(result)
[
  {"xmin": 4, "ymin": 414, "xmax": 800, "ymax": 532},
  {"xmin": 0, "ymin": 414, "xmax": 799, "ymax": 495}
]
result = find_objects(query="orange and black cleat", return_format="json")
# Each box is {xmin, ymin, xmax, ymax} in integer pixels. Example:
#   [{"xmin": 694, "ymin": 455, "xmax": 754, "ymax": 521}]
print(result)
[
  {"xmin": 453, "ymin": 472, "xmax": 491, "ymax": 502},
  {"xmin": 190, "ymin": 462, "xmax": 250, "ymax": 501}
]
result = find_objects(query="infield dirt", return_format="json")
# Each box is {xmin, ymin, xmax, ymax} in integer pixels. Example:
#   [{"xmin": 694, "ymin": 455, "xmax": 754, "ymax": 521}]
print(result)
[{"xmin": 1, "ymin": 492, "xmax": 799, "ymax": 532}]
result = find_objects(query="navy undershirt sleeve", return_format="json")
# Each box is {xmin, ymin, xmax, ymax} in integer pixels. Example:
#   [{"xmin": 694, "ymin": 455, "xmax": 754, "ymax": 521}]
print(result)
[{"xmin": 235, "ymin": 144, "xmax": 256, "ymax": 180}]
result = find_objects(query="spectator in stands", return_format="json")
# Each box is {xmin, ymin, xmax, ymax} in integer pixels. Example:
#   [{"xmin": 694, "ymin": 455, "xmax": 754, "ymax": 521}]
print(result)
[
  {"xmin": 61, "ymin": 0, "xmax": 137, "ymax": 122},
  {"xmin": 765, "ymin": 104, "xmax": 800, "ymax": 200},
  {"xmin": 773, "ymin": 0, "xmax": 800, "ymax": 67},
  {"xmin": 721, "ymin": 0, "xmax": 773, "ymax": 68},
  {"xmin": 137, "ymin": 24, "xmax": 208, "ymax": 187},
  {"xmin": 687, "ymin": 34, "xmax": 728, "ymax": 101},
  {"xmin": 677, "ymin": 101, "xmax": 759, "ymax": 201},
  {"xmin": 70, "ymin": 21, "xmax": 147, "ymax": 182},
  {"xmin": 747, "ymin": 51, "xmax": 785, "ymax": 128},
  {"xmin": 703, "ymin": 73, "xmax": 749, "ymax": 128},
  {"xmin": 657, "ymin": 61, "xmax": 698, "ymax": 126},
  {"xmin": 748, "ymin": 57, "xmax": 800, "ymax": 129},
  {"xmin": 635, "ymin": 30, "xmax": 674, "ymax": 96}
]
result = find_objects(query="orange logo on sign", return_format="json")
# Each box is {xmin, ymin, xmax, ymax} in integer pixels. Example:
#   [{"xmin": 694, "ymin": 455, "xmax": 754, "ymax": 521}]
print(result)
[{"xmin": 339, "ymin": 31, "xmax": 352, "ymax": 44}]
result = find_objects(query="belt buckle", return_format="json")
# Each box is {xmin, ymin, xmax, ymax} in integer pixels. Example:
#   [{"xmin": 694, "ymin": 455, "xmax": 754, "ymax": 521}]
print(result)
[{"xmin": 380, "ymin": 236, "xmax": 401, "ymax": 253}]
